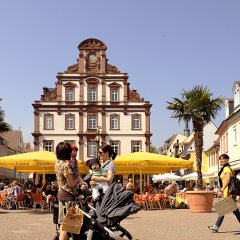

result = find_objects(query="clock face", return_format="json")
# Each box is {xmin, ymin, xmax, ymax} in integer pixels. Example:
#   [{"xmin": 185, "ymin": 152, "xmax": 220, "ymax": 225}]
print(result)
[{"xmin": 89, "ymin": 54, "xmax": 96, "ymax": 62}]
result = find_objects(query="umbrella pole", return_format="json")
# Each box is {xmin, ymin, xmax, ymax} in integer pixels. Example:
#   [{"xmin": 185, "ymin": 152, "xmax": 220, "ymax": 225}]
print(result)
[
  {"xmin": 42, "ymin": 170, "xmax": 46, "ymax": 185},
  {"xmin": 140, "ymin": 167, "xmax": 142, "ymax": 193},
  {"xmin": 132, "ymin": 174, "xmax": 135, "ymax": 189},
  {"xmin": 14, "ymin": 166, "xmax": 16, "ymax": 179}
]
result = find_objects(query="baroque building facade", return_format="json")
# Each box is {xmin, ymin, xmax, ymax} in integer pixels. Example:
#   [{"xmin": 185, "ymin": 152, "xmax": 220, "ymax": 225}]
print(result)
[{"xmin": 32, "ymin": 38, "xmax": 152, "ymax": 161}]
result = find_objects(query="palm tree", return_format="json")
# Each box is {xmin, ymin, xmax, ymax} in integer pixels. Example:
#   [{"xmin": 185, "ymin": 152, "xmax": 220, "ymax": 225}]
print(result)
[
  {"xmin": 167, "ymin": 85, "xmax": 224, "ymax": 189},
  {"xmin": 0, "ymin": 98, "xmax": 12, "ymax": 133}
]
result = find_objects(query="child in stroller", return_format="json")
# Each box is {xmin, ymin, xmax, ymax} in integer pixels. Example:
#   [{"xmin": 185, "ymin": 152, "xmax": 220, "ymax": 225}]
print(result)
[
  {"xmin": 53, "ymin": 182, "xmax": 141, "ymax": 240},
  {"xmin": 84, "ymin": 157, "xmax": 109, "ymax": 207}
]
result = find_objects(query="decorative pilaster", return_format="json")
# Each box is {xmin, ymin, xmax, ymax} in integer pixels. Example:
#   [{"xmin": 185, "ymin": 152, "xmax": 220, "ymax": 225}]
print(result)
[
  {"xmin": 78, "ymin": 137, "xmax": 84, "ymax": 161},
  {"xmin": 56, "ymin": 79, "xmax": 62, "ymax": 102},
  {"xmin": 79, "ymin": 110, "xmax": 84, "ymax": 133},
  {"xmin": 79, "ymin": 79, "xmax": 84, "ymax": 103},
  {"xmin": 101, "ymin": 52, "xmax": 106, "ymax": 73},
  {"xmin": 101, "ymin": 109, "xmax": 106, "ymax": 134},
  {"xmin": 78, "ymin": 52, "xmax": 85, "ymax": 73},
  {"xmin": 123, "ymin": 79, "xmax": 128, "ymax": 103},
  {"xmin": 101, "ymin": 79, "xmax": 106, "ymax": 103}
]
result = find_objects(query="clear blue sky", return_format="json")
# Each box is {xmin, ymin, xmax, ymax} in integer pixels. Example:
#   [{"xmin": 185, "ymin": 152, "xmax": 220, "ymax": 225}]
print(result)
[{"xmin": 0, "ymin": 1, "xmax": 239, "ymax": 148}]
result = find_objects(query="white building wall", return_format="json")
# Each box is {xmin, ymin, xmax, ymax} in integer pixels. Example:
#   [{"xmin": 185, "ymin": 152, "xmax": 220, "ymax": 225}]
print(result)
[
  {"xmin": 39, "ymin": 112, "xmax": 79, "ymax": 134},
  {"xmin": 202, "ymin": 122, "xmax": 218, "ymax": 150},
  {"xmin": 227, "ymin": 115, "xmax": 240, "ymax": 162}
]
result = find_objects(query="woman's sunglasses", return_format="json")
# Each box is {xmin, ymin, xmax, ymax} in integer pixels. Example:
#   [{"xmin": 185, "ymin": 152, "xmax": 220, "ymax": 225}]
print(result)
[{"xmin": 99, "ymin": 151, "xmax": 105, "ymax": 155}]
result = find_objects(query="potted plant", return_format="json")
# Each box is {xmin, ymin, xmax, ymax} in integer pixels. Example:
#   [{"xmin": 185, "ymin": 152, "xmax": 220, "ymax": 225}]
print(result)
[{"xmin": 167, "ymin": 85, "xmax": 224, "ymax": 212}]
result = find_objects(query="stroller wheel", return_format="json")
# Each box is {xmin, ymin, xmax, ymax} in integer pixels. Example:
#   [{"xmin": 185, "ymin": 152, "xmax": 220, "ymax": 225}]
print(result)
[{"xmin": 112, "ymin": 225, "xmax": 133, "ymax": 240}]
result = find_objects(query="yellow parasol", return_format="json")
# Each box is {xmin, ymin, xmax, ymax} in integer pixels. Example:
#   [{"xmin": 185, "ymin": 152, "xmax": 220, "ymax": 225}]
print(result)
[
  {"xmin": 0, "ymin": 150, "xmax": 88, "ymax": 174},
  {"xmin": 114, "ymin": 152, "xmax": 193, "ymax": 192},
  {"xmin": 114, "ymin": 151, "xmax": 192, "ymax": 174}
]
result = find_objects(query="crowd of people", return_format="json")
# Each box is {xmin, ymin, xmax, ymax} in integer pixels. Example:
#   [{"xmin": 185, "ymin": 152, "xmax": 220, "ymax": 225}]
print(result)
[
  {"xmin": 2, "ymin": 144, "xmax": 240, "ymax": 238},
  {"xmin": 0, "ymin": 178, "xmax": 59, "ymax": 210}
]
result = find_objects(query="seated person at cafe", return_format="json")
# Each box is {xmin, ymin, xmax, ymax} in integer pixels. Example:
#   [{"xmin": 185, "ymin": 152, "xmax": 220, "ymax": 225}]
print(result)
[
  {"xmin": 41, "ymin": 182, "xmax": 53, "ymax": 206},
  {"xmin": 51, "ymin": 180, "xmax": 59, "ymax": 201},
  {"xmin": 6, "ymin": 180, "xmax": 22, "ymax": 209},
  {"xmin": 164, "ymin": 181, "xmax": 180, "ymax": 209},
  {"xmin": 126, "ymin": 178, "xmax": 133, "ymax": 190}
]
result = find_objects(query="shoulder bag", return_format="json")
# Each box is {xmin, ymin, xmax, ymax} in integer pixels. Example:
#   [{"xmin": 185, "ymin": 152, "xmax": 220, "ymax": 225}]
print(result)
[
  {"xmin": 228, "ymin": 176, "xmax": 240, "ymax": 196},
  {"xmin": 228, "ymin": 167, "xmax": 240, "ymax": 196}
]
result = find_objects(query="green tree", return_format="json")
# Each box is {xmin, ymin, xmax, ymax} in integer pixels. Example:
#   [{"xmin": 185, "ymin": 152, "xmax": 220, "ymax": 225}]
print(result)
[
  {"xmin": 0, "ymin": 98, "xmax": 12, "ymax": 133},
  {"xmin": 167, "ymin": 85, "xmax": 224, "ymax": 189},
  {"xmin": 150, "ymin": 145, "xmax": 159, "ymax": 153}
]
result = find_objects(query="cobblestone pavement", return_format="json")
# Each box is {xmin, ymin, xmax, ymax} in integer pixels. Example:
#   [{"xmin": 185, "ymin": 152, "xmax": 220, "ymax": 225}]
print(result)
[{"xmin": 0, "ymin": 207, "xmax": 240, "ymax": 240}]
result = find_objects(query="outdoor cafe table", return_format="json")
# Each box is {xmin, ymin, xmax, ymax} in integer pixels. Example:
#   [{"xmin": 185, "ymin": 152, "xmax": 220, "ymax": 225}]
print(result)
[{"xmin": 175, "ymin": 192, "xmax": 188, "ymax": 208}]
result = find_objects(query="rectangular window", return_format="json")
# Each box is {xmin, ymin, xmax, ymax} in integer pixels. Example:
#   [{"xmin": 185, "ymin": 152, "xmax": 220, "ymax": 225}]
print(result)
[
  {"xmin": 44, "ymin": 114, "xmax": 54, "ymax": 130},
  {"xmin": 131, "ymin": 141, "xmax": 141, "ymax": 152},
  {"xmin": 88, "ymin": 142, "xmax": 96, "ymax": 157},
  {"xmin": 65, "ymin": 114, "xmax": 75, "ymax": 130},
  {"xmin": 111, "ymin": 89, "xmax": 119, "ymax": 101},
  {"xmin": 88, "ymin": 88, "xmax": 96, "ymax": 101},
  {"xmin": 132, "ymin": 114, "xmax": 141, "ymax": 129},
  {"xmin": 110, "ymin": 141, "xmax": 120, "ymax": 155},
  {"xmin": 88, "ymin": 115, "xmax": 97, "ymax": 129},
  {"xmin": 233, "ymin": 127, "xmax": 237, "ymax": 146},
  {"xmin": 66, "ymin": 88, "xmax": 74, "ymax": 101},
  {"xmin": 43, "ymin": 141, "xmax": 54, "ymax": 152},
  {"xmin": 110, "ymin": 114, "xmax": 119, "ymax": 130}
]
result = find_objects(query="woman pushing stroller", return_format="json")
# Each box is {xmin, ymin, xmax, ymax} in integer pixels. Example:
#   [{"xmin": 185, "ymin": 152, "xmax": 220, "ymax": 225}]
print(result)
[
  {"xmin": 55, "ymin": 142, "xmax": 83, "ymax": 240},
  {"xmin": 55, "ymin": 143, "xmax": 116, "ymax": 240}
]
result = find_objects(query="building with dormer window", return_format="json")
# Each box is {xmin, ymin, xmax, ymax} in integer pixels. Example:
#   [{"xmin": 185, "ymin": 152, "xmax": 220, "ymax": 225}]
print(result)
[{"xmin": 32, "ymin": 38, "xmax": 152, "ymax": 161}]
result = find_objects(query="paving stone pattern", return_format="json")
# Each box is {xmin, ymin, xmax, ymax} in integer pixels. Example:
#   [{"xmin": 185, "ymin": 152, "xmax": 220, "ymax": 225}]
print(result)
[{"xmin": 0, "ymin": 207, "xmax": 240, "ymax": 240}]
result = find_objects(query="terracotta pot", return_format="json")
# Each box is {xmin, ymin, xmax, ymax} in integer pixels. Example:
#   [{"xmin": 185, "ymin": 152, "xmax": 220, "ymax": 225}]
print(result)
[{"xmin": 185, "ymin": 190, "xmax": 215, "ymax": 213}]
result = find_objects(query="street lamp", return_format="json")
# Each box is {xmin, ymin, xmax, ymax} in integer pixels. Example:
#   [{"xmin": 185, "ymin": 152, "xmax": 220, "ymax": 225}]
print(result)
[{"xmin": 95, "ymin": 126, "xmax": 101, "ymax": 157}]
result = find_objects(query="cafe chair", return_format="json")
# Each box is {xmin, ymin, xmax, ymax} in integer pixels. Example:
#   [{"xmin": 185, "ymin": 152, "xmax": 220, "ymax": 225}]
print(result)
[
  {"xmin": 133, "ymin": 194, "xmax": 149, "ymax": 210},
  {"xmin": 13, "ymin": 193, "xmax": 25, "ymax": 210},
  {"xmin": 32, "ymin": 193, "xmax": 48, "ymax": 212},
  {"xmin": 148, "ymin": 194, "xmax": 163, "ymax": 210},
  {"xmin": 0, "ymin": 193, "xmax": 8, "ymax": 208}
]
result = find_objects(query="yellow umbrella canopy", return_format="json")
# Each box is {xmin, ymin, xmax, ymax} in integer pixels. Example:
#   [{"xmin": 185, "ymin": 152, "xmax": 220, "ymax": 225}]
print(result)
[
  {"xmin": 0, "ymin": 150, "xmax": 88, "ymax": 174},
  {"xmin": 114, "ymin": 152, "xmax": 193, "ymax": 174}
]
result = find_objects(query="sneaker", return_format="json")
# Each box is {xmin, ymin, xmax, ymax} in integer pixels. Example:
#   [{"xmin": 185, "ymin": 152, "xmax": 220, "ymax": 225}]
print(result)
[{"xmin": 208, "ymin": 226, "xmax": 218, "ymax": 232}]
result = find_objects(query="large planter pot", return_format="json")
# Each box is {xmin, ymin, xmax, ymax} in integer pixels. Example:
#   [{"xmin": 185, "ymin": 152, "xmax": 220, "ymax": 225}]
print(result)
[{"xmin": 185, "ymin": 190, "xmax": 215, "ymax": 213}]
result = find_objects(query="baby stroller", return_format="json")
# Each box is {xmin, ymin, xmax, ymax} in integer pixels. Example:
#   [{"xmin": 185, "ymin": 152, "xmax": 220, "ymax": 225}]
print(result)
[{"xmin": 54, "ymin": 182, "xmax": 141, "ymax": 240}]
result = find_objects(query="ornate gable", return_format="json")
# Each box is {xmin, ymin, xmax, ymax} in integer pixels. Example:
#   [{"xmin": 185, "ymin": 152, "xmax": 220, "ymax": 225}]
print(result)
[
  {"xmin": 85, "ymin": 77, "xmax": 100, "ymax": 85},
  {"xmin": 78, "ymin": 38, "xmax": 107, "ymax": 51},
  {"xmin": 106, "ymin": 63, "xmax": 120, "ymax": 73},
  {"xmin": 128, "ymin": 89, "xmax": 144, "ymax": 102},
  {"xmin": 65, "ymin": 63, "xmax": 78, "ymax": 73},
  {"xmin": 41, "ymin": 87, "xmax": 57, "ymax": 102},
  {"xmin": 63, "ymin": 81, "xmax": 77, "ymax": 87},
  {"xmin": 108, "ymin": 82, "xmax": 121, "ymax": 88}
]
